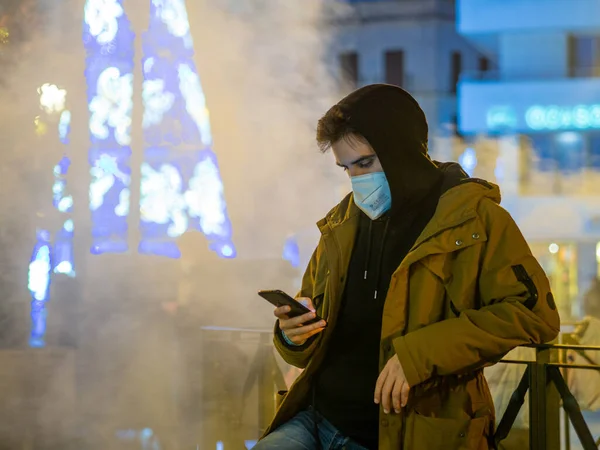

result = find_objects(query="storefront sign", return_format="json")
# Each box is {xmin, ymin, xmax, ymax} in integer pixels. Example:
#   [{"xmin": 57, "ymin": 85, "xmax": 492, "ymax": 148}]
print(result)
[
  {"xmin": 525, "ymin": 104, "xmax": 600, "ymax": 131},
  {"xmin": 486, "ymin": 106, "xmax": 517, "ymax": 131},
  {"xmin": 460, "ymin": 79, "xmax": 600, "ymax": 133},
  {"xmin": 485, "ymin": 104, "xmax": 600, "ymax": 132}
]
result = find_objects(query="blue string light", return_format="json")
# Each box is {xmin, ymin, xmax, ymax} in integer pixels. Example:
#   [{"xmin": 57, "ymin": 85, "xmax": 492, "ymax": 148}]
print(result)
[
  {"xmin": 83, "ymin": 0, "xmax": 135, "ymax": 254},
  {"xmin": 28, "ymin": 229, "xmax": 52, "ymax": 347},
  {"xmin": 139, "ymin": 0, "xmax": 235, "ymax": 259},
  {"xmin": 29, "ymin": 84, "xmax": 74, "ymax": 345},
  {"xmin": 283, "ymin": 236, "xmax": 301, "ymax": 268}
]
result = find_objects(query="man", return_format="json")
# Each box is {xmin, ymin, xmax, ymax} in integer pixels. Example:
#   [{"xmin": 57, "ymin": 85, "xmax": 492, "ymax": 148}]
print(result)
[{"xmin": 254, "ymin": 84, "xmax": 560, "ymax": 450}]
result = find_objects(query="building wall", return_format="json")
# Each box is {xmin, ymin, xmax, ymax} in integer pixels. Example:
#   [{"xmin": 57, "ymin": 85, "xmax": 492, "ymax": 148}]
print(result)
[
  {"xmin": 431, "ymin": 21, "xmax": 485, "ymax": 128},
  {"xmin": 458, "ymin": 0, "xmax": 600, "ymax": 35},
  {"xmin": 328, "ymin": 5, "xmax": 482, "ymax": 134},
  {"xmin": 499, "ymin": 32, "xmax": 569, "ymax": 79}
]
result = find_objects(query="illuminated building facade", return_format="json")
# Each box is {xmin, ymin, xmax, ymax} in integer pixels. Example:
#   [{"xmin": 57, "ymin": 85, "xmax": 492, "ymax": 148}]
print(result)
[{"xmin": 457, "ymin": 0, "xmax": 600, "ymax": 319}]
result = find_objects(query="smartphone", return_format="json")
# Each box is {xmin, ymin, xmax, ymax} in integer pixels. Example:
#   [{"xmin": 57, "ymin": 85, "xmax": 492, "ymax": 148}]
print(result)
[{"xmin": 258, "ymin": 289, "xmax": 324, "ymax": 326}]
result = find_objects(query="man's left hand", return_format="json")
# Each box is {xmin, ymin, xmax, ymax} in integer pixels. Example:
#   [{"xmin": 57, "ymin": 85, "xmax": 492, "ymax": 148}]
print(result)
[{"xmin": 374, "ymin": 354, "xmax": 410, "ymax": 414}]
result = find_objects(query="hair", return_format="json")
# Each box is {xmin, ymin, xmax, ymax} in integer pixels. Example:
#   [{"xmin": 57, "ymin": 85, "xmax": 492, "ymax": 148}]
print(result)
[
  {"xmin": 315, "ymin": 103, "xmax": 429, "ymax": 155},
  {"xmin": 316, "ymin": 104, "xmax": 366, "ymax": 153}
]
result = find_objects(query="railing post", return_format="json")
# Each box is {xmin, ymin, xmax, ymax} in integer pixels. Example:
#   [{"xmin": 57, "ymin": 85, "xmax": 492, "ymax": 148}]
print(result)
[
  {"xmin": 530, "ymin": 346, "xmax": 561, "ymax": 450},
  {"xmin": 560, "ymin": 335, "xmax": 574, "ymax": 450},
  {"xmin": 258, "ymin": 333, "xmax": 274, "ymax": 436},
  {"xmin": 529, "ymin": 348, "xmax": 546, "ymax": 450},
  {"xmin": 546, "ymin": 347, "xmax": 561, "ymax": 450}
]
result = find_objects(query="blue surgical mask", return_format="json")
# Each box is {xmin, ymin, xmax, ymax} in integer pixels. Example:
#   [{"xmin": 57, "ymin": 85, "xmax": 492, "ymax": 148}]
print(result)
[{"xmin": 351, "ymin": 172, "xmax": 392, "ymax": 220}]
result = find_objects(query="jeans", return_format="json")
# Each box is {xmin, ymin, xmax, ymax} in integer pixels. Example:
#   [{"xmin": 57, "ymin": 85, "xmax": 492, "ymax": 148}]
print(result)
[{"xmin": 252, "ymin": 409, "xmax": 372, "ymax": 450}]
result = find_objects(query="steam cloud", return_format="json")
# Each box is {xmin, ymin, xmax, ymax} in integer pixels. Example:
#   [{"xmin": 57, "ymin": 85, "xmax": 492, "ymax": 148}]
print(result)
[{"xmin": 0, "ymin": 0, "xmax": 350, "ymax": 448}]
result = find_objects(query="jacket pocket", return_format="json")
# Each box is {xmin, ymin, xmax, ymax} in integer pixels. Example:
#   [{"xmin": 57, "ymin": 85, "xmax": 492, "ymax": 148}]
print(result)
[
  {"xmin": 444, "ymin": 262, "xmax": 483, "ymax": 316},
  {"xmin": 275, "ymin": 390, "xmax": 288, "ymax": 410},
  {"xmin": 405, "ymin": 411, "xmax": 489, "ymax": 450}
]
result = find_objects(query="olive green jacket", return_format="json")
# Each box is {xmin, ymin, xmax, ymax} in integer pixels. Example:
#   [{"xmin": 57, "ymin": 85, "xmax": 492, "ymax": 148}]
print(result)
[{"xmin": 267, "ymin": 181, "xmax": 560, "ymax": 449}]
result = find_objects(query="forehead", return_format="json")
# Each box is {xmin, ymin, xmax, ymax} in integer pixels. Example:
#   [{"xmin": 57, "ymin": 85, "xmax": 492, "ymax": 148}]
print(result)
[{"xmin": 331, "ymin": 136, "xmax": 375, "ymax": 163}]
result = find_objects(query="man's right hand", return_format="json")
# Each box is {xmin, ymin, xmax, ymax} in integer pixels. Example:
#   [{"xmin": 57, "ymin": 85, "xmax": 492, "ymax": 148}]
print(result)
[{"xmin": 274, "ymin": 297, "xmax": 327, "ymax": 345}]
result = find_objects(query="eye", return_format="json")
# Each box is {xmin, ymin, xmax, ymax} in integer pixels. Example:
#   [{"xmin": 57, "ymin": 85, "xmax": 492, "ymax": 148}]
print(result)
[{"xmin": 358, "ymin": 159, "xmax": 374, "ymax": 169}]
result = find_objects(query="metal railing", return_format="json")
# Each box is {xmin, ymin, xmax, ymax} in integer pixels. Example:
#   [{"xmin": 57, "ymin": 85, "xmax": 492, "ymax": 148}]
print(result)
[
  {"xmin": 200, "ymin": 326, "xmax": 600, "ymax": 449},
  {"xmin": 200, "ymin": 326, "xmax": 287, "ymax": 445},
  {"xmin": 494, "ymin": 342, "xmax": 600, "ymax": 450}
]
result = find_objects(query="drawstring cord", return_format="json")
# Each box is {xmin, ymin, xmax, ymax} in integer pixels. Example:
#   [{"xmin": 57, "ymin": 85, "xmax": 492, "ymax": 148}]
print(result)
[
  {"xmin": 364, "ymin": 217, "xmax": 390, "ymax": 300},
  {"xmin": 364, "ymin": 220, "xmax": 373, "ymax": 281}
]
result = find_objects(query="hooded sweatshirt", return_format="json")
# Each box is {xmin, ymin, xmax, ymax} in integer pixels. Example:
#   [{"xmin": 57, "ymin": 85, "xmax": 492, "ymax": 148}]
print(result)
[{"xmin": 312, "ymin": 85, "xmax": 467, "ymax": 449}]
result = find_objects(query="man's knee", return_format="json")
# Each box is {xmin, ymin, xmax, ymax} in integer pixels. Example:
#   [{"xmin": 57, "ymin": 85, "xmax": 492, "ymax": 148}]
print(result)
[
  {"xmin": 252, "ymin": 411, "xmax": 316, "ymax": 450},
  {"xmin": 253, "ymin": 432, "xmax": 314, "ymax": 450}
]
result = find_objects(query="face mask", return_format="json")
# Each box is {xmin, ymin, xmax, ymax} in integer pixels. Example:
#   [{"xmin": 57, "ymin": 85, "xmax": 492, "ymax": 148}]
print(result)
[{"xmin": 351, "ymin": 172, "xmax": 392, "ymax": 220}]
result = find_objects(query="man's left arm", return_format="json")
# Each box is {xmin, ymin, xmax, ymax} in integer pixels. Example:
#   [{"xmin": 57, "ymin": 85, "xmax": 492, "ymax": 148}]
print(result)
[{"xmin": 394, "ymin": 200, "xmax": 561, "ymax": 388}]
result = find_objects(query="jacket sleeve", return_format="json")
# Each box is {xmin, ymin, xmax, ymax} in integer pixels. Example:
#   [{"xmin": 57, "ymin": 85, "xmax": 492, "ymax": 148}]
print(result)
[
  {"xmin": 273, "ymin": 239, "xmax": 325, "ymax": 369},
  {"xmin": 394, "ymin": 200, "xmax": 561, "ymax": 387}
]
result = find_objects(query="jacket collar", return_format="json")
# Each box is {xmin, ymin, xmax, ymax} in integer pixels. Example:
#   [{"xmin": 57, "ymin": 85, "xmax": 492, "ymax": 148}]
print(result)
[
  {"xmin": 317, "ymin": 193, "xmax": 360, "ymax": 235},
  {"xmin": 317, "ymin": 181, "xmax": 501, "ymax": 246},
  {"xmin": 413, "ymin": 181, "xmax": 499, "ymax": 247}
]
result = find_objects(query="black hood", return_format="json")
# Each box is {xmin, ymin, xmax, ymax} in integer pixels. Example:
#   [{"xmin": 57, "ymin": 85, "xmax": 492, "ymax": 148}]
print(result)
[{"xmin": 335, "ymin": 84, "xmax": 443, "ymax": 214}]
